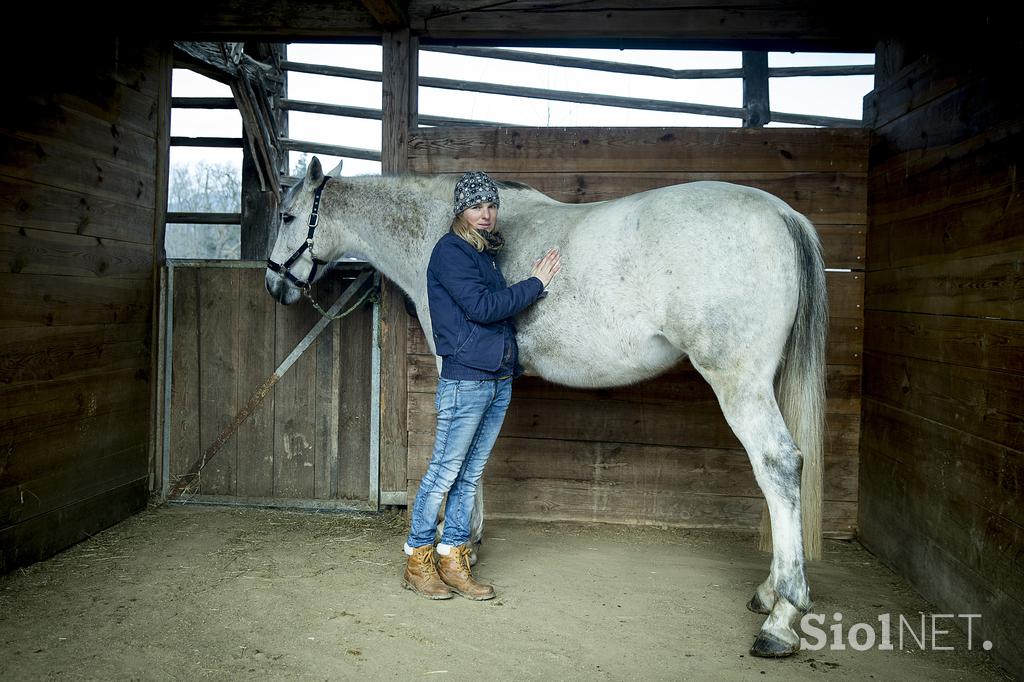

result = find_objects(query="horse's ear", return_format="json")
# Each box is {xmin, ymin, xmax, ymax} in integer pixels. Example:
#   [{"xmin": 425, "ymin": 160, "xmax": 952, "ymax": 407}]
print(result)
[
  {"xmin": 304, "ymin": 156, "xmax": 325, "ymax": 188},
  {"xmin": 327, "ymin": 160, "xmax": 344, "ymax": 177}
]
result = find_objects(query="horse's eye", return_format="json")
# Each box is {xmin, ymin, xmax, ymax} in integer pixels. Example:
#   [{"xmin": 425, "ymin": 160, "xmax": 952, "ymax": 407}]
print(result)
[{"xmin": 282, "ymin": 214, "xmax": 295, "ymax": 224}]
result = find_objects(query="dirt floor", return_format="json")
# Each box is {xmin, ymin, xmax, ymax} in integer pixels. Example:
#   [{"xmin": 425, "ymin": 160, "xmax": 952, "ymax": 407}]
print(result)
[{"xmin": 0, "ymin": 504, "xmax": 1013, "ymax": 681}]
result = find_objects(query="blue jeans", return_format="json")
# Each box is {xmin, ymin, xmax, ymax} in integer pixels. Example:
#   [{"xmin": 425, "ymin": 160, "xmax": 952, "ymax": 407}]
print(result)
[{"xmin": 406, "ymin": 377, "xmax": 513, "ymax": 548}]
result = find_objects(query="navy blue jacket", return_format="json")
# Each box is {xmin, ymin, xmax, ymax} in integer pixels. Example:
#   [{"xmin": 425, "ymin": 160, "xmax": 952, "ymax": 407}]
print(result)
[{"xmin": 427, "ymin": 232, "xmax": 544, "ymax": 378}]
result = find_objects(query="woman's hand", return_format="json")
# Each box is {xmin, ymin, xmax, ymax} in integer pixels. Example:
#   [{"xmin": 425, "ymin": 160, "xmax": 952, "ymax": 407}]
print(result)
[{"xmin": 530, "ymin": 248, "xmax": 561, "ymax": 288}]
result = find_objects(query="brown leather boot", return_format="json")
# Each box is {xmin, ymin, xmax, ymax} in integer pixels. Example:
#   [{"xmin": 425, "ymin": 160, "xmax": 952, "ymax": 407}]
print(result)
[
  {"xmin": 403, "ymin": 545, "xmax": 453, "ymax": 600},
  {"xmin": 437, "ymin": 544, "xmax": 495, "ymax": 601}
]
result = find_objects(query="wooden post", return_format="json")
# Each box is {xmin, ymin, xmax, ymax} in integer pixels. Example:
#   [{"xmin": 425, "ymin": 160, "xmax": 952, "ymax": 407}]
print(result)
[
  {"xmin": 150, "ymin": 41, "xmax": 173, "ymax": 497},
  {"xmin": 742, "ymin": 51, "xmax": 770, "ymax": 128},
  {"xmin": 241, "ymin": 43, "xmax": 287, "ymax": 261},
  {"xmin": 379, "ymin": 28, "xmax": 418, "ymax": 504}
]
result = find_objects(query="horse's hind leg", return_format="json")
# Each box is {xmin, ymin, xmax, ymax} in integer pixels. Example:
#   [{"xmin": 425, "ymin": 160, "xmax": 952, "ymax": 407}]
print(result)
[
  {"xmin": 435, "ymin": 488, "xmax": 483, "ymax": 566},
  {"xmin": 696, "ymin": 367, "xmax": 812, "ymax": 657}
]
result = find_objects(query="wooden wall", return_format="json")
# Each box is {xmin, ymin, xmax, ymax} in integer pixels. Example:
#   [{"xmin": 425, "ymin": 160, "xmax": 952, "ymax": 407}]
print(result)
[
  {"xmin": 0, "ymin": 40, "xmax": 167, "ymax": 571},
  {"xmin": 860, "ymin": 48, "xmax": 1023, "ymax": 673},
  {"xmin": 405, "ymin": 127, "xmax": 867, "ymax": 535},
  {"xmin": 167, "ymin": 265, "xmax": 375, "ymax": 507}
]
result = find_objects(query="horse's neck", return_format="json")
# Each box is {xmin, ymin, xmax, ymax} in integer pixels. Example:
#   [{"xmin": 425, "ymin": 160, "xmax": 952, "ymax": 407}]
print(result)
[{"xmin": 334, "ymin": 176, "xmax": 447, "ymax": 296}]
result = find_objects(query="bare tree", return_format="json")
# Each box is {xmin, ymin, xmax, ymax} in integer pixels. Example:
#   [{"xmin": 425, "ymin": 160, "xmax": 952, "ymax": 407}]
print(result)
[{"xmin": 166, "ymin": 161, "xmax": 241, "ymax": 259}]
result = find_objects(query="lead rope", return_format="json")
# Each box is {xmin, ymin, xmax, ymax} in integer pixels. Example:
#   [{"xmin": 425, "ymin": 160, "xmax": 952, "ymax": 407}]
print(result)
[{"xmin": 302, "ymin": 277, "xmax": 380, "ymax": 320}]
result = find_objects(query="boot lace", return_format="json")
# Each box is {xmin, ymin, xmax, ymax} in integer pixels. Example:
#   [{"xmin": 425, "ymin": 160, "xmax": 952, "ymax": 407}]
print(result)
[
  {"xmin": 454, "ymin": 546, "xmax": 472, "ymax": 573},
  {"xmin": 417, "ymin": 549, "xmax": 439, "ymax": 574}
]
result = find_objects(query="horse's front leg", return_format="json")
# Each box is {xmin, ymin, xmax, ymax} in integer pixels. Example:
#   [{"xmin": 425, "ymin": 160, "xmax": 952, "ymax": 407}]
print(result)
[
  {"xmin": 467, "ymin": 484, "xmax": 485, "ymax": 566},
  {"xmin": 717, "ymin": 386, "xmax": 812, "ymax": 657}
]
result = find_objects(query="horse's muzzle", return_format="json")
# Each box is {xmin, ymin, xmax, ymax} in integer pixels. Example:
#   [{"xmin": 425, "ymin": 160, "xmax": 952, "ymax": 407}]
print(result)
[{"xmin": 265, "ymin": 269, "xmax": 303, "ymax": 305}]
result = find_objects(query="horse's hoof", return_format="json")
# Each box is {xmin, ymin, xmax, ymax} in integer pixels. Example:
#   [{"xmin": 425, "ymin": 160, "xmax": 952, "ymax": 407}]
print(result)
[
  {"xmin": 749, "ymin": 632, "xmax": 798, "ymax": 658},
  {"xmin": 746, "ymin": 592, "xmax": 771, "ymax": 615}
]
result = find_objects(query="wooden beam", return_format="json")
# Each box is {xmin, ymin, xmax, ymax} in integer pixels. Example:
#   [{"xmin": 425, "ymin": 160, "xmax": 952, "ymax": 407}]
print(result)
[
  {"xmin": 280, "ymin": 98, "xmax": 507, "ymax": 127},
  {"xmin": 167, "ymin": 212, "xmax": 241, "ymax": 225},
  {"xmin": 407, "ymin": 3, "xmax": 877, "ymax": 51},
  {"xmin": 171, "ymin": 97, "xmax": 236, "ymax": 109},
  {"xmin": 742, "ymin": 51, "xmax": 770, "ymax": 128},
  {"xmin": 360, "ymin": 0, "xmax": 408, "ymax": 30},
  {"xmin": 280, "ymin": 138, "xmax": 381, "ymax": 162},
  {"xmin": 241, "ymin": 43, "xmax": 287, "ymax": 261},
  {"xmin": 281, "ymin": 60, "xmax": 860, "ymax": 127},
  {"xmin": 170, "ymin": 136, "xmax": 243, "ymax": 148},
  {"xmin": 379, "ymin": 28, "xmax": 418, "ymax": 501},
  {"xmin": 422, "ymin": 46, "xmax": 874, "ymax": 80}
]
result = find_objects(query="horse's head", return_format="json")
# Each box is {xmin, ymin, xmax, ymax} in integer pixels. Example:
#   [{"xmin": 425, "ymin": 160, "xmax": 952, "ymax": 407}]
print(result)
[{"xmin": 265, "ymin": 156, "xmax": 344, "ymax": 304}]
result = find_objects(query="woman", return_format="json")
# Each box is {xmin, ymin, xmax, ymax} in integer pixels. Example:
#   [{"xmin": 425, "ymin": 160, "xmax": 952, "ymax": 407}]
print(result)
[{"xmin": 403, "ymin": 170, "xmax": 561, "ymax": 600}]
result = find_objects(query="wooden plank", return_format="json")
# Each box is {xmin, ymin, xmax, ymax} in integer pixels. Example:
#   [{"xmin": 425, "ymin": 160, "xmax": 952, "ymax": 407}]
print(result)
[
  {"xmin": 863, "ymin": 351, "xmax": 1024, "ymax": 452},
  {"xmin": 379, "ymin": 281, "xmax": 409, "ymax": 495},
  {"xmin": 0, "ymin": 271, "xmax": 152, "ymax": 330},
  {"xmin": 864, "ymin": 51, "xmax": 976, "ymax": 130},
  {"xmin": 3, "ymin": 99, "xmax": 161, "ymax": 174},
  {"xmin": 867, "ymin": 179, "xmax": 1023, "ymax": 272},
  {"xmin": 442, "ymin": 476, "xmax": 856, "ymax": 535},
  {"xmin": 0, "ymin": 322, "xmax": 150, "ymax": 388},
  {"xmin": 8, "ymin": 85, "xmax": 158, "ymax": 143},
  {"xmin": 149, "ymin": 43, "xmax": 172, "ymax": 494},
  {"xmin": 169, "ymin": 268, "xmax": 201, "ymax": 489},
  {"xmin": 0, "ymin": 176, "xmax": 156, "ymax": 245},
  {"xmin": 742, "ymin": 51, "xmax": 769, "ymax": 127},
  {"xmin": 864, "ymin": 310, "xmax": 1024, "ymax": 375},
  {"xmin": 382, "ymin": 28, "xmax": 418, "ymax": 168},
  {"xmin": 272, "ymin": 288, "xmax": 321, "ymax": 498},
  {"xmin": 0, "ymin": 225, "xmax": 152, "ymax": 278},
  {"xmin": 197, "ymin": 268, "xmax": 239, "ymax": 495},
  {"xmin": 234, "ymin": 268, "xmax": 277, "ymax": 498},
  {"xmin": 0, "ymin": 368, "xmax": 149, "ymax": 438},
  {"xmin": 870, "ymin": 72, "xmax": 1021, "ymax": 164},
  {"xmin": 379, "ymin": 28, "xmax": 418, "ymax": 501},
  {"xmin": 408, "ymin": 128, "xmax": 869, "ymax": 174},
  {"xmin": 859, "ymin": 431, "xmax": 1024, "ymax": 674},
  {"xmin": 0, "ymin": 133, "xmax": 157, "ymax": 209},
  {"xmin": 486, "ymin": 171, "xmax": 868, "ymax": 226},
  {"xmin": 240, "ymin": 43, "xmax": 287, "ymax": 262},
  {"xmin": 868, "ymin": 126, "xmax": 1020, "ymax": 233},
  {"xmin": 0, "ymin": 444, "xmax": 146, "ymax": 527},
  {"xmin": 422, "ymin": 46, "xmax": 873, "ymax": 80},
  {"xmin": 407, "ymin": 3, "xmax": 875, "ymax": 51},
  {"xmin": 861, "ymin": 398, "xmax": 1024, "ymax": 528},
  {"xmin": 0, "ymin": 477, "xmax": 148, "ymax": 573},
  {"xmin": 859, "ymin": 412, "xmax": 1024, "ymax": 609},
  {"xmin": 409, "ymin": 436, "xmax": 857, "ymax": 503},
  {"xmin": 337, "ymin": 294, "xmax": 373, "ymax": 500},
  {"xmin": 0, "ymin": 408, "xmax": 147, "ymax": 491},
  {"xmin": 361, "ymin": 0, "xmax": 407, "ymax": 29},
  {"xmin": 865, "ymin": 251, "xmax": 1023, "ymax": 320},
  {"xmin": 314, "ymin": 279, "xmax": 341, "ymax": 499}
]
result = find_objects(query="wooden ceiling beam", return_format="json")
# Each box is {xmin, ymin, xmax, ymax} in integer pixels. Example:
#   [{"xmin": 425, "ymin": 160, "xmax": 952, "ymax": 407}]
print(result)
[{"xmin": 360, "ymin": 0, "xmax": 408, "ymax": 30}]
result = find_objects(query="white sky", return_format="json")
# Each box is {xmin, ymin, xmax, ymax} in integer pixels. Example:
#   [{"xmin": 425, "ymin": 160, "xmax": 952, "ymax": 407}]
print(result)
[{"xmin": 171, "ymin": 44, "xmax": 874, "ymax": 178}]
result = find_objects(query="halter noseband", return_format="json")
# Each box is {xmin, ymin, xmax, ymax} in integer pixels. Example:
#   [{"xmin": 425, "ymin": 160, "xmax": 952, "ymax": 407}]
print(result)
[{"xmin": 266, "ymin": 176, "xmax": 331, "ymax": 291}]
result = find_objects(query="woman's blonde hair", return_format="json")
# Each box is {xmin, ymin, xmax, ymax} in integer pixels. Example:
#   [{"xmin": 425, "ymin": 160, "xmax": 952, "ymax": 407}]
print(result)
[{"xmin": 451, "ymin": 214, "xmax": 489, "ymax": 252}]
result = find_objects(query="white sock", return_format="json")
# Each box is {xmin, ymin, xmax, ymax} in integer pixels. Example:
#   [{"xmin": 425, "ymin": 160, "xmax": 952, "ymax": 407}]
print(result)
[
  {"xmin": 403, "ymin": 542, "xmax": 415, "ymax": 556},
  {"xmin": 436, "ymin": 543, "xmax": 453, "ymax": 556}
]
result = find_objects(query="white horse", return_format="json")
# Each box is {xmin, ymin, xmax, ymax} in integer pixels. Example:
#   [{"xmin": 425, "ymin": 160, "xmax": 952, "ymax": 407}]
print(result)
[{"xmin": 266, "ymin": 157, "xmax": 827, "ymax": 658}]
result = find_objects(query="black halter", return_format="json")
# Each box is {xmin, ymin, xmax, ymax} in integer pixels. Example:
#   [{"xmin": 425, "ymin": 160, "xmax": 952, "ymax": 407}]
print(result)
[{"xmin": 266, "ymin": 176, "xmax": 331, "ymax": 291}]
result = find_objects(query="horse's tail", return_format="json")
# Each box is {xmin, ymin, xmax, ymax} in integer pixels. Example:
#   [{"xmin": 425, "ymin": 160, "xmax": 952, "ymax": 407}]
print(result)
[{"xmin": 760, "ymin": 209, "xmax": 828, "ymax": 561}]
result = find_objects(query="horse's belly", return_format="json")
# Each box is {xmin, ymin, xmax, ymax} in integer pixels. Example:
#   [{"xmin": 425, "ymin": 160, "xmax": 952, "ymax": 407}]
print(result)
[{"xmin": 517, "ymin": 327, "xmax": 682, "ymax": 389}]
